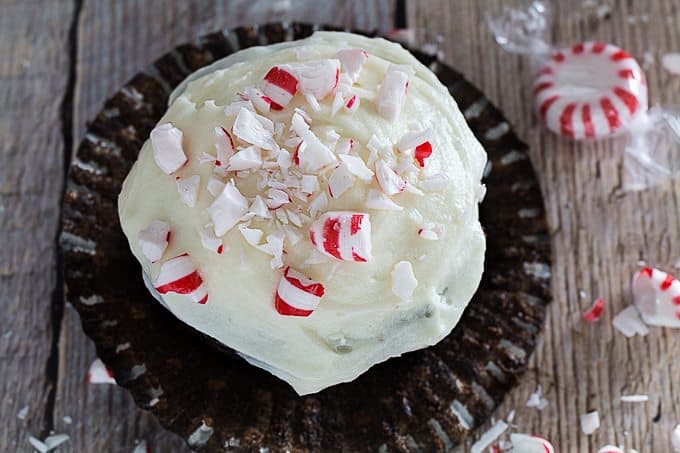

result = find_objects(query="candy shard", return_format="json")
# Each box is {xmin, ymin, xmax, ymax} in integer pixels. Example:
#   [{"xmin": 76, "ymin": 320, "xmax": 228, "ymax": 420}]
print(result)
[
  {"xmin": 207, "ymin": 181, "xmax": 249, "ymax": 236},
  {"xmin": 597, "ymin": 446, "xmax": 624, "ymax": 453},
  {"xmin": 228, "ymin": 145, "xmax": 263, "ymax": 171},
  {"xmin": 580, "ymin": 411, "xmax": 600, "ymax": 435},
  {"xmin": 138, "ymin": 220, "xmax": 170, "ymax": 263},
  {"xmin": 365, "ymin": 189, "xmax": 403, "ymax": 211},
  {"xmin": 88, "ymin": 358, "xmax": 116, "ymax": 384},
  {"xmin": 261, "ymin": 64, "xmax": 299, "ymax": 109},
  {"xmin": 232, "ymin": 107, "xmax": 276, "ymax": 150},
  {"xmin": 291, "ymin": 112, "xmax": 337, "ymax": 171},
  {"xmin": 328, "ymin": 164, "xmax": 355, "ymax": 198},
  {"xmin": 336, "ymin": 48, "xmax": 368, "ymax": 81},
  {"xmin": 582, "ymin": 297, "xmax": 605, "ymax": 322},
  {"xmin": 243, "ymin": 86, "xmax": 272, "ymax": 113},
  {"xmin": 339, "ymin": 154, "xmax": 373, "ymax": 181},
  {"xmin": 375, "ymin": 160, "xmax": 407, "ymax": 195},
  {"xmin": 214, "ymin": 126, "xmax": 235, "ymax": 164},
  {"xmin": 206, "ymin": 177, "xmax": 225, "ymax": 197},
  {"xmin": 397, "ymin": 128, "xmax": 434, "ymax": 153},
  {"xmin": 672, "ymin": 425, "xmax": 680, "ymax": 452},
  {"xmin": 150, "ymin": 123, "xmax": 187, "ymax": 174},
  {"xmin": 275, "ymin": 267, "xmax": 325, "ymax": 316},
  {"xmin": 612, "ymin": 305, "xmax": 649, "ymax": 337},
  {"xmin": 309, "ymin": 212, "xmax": 371, "ymax": 262},
  {"xmin": 632, "ymin": 267, "xmax": 680, "ymax": 327},
  {"xmin": 154, "ymin": 254, "xmax": 208, "ymax": 304},
  {"xmin": 199, "ymin": 228, "xmax": 223, "ymax": 254},
  {"xmin": 291, "ymin": 59, "xmax": 341, "ymax": 100},
  {"xmin": 509, "ymin": 433, "xmax": 555, "ymax": 453},
  {"xmin": 376, "ymin": 65, "xmax": 410, "ymax": 121},
  {"xmin": 391, "ymin": 261, "xmax": 417, "ymax": 301},
  {"xmin": 176, "ymin": 175, "xmax": 200, "ymax": 207},
  {"xmin": 470, "ymin": 421, "xmax": 508, "ymax": 453}
]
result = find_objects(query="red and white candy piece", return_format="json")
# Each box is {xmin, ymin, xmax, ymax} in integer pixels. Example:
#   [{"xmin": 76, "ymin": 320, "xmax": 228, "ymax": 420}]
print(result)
[
  {"xmin": 292, "ymin": 59, "xmax": 341, "ymax": 101},
  {"xmin": 336, "ymin": 48, "xmax": 368, "ymax": 82},
  {"xmin": 309, "ymin": 211, "xmax": 371, "ymax": 262},
  {"xmin": 207, "ymin": 181, "xmax": 249, "ymax": 236},
  {"xmin": 150, "ymin": 123, "xmax": 187, "ymax": 174},
  {"xmin": 261, "ymin": 65, "xmax": 298, "ymax": 110},
  {"xmin": 582, "ymin": 297, "xmax": 605, "ymax": 322},
  {"xmin": 88, "ymin": 358, "xmax": 116, "ymax": 384},
  {"xmin": 275, "ymin": 266, "xmax": 325, "ymax": 317},
  {"xmin": 375, "ymin": 159, "xmax": 407, "ymax": 195},
  {"xmin": 154, "ymin": 254, "xmax": 208, "ymax": 304},
  {"xmin": 398, "ymin": 129, "xmax": 434, "ymax": 167},
  {"xmin": 232, "ymin": 107, "xmax": 276, "ymax": 151},
  {"xmin": 509, "ymin": 433, "xmax": 555, "ymax": 453},
  {"xmin": 291, "ymin": 112, "xmax": 337, "ymax": 171},
  {"xmin": 534, "ymin": 42, "xmax": 648, "ymax": 139},
  {"xmin": 138, "ymin": 220, "xmax": 170, "ymax": 263},
  {"xmin": 176, "ymin": 175, "xmax": 200, "ymax": 207},
  {"xmin": 632, "ymin": 266, "xmax": 680, "ymax": 327},
  {"xmin": 376, "ymin": 65, "xmax": 410, "ymax": 121},
  {"xmin": 597, "ymin": 446, "xmax": 624, "ymax": 453}
]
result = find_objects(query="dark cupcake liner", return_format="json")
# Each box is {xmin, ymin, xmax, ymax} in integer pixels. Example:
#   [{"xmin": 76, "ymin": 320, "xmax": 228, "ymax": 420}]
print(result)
[{"xmin": 61, "ymin": 23, "xmax": 551, "ymax": 452}]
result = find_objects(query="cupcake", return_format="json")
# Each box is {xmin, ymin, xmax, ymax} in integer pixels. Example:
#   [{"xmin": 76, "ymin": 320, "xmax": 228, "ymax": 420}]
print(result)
[{"xmin": 118, "ymin": 31, "xmax": 487, "ymax": 396}]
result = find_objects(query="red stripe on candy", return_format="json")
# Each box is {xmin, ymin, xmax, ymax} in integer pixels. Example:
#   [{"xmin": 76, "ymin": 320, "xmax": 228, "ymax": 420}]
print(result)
[
  {"xmin": 600, "ymin": 97, "xmax": 621, "ymax": 131},
  {"xmin": 539, "ymin": 95, "xmax": 559, "ymax": 119},
  {"xmin": 285, "ymin": 268, "xmax": 325, "ymax": 297},
  {"xmin": 673, "ymin": 296, "xmax": 680, "ymax": 305},
  {"xmin": 197, "ymin": 294, "xmax": 208, "ymax": 305},
  {"xmin": 611, "ymin": 50, "xmax": 632, "ymax": 61},
  {"xmin": 661, "ymin": 274, "xmax": 675, "ymax": 291},
  {"xmin": 533, "ymin": 82, "xmax": 553, "ymax": 95},
  {"xmin": 582, "ymin": 104, "xmax": 595, "ymax": 138},
  {"xmin": 263, "ymin": 67, "xmax": 298, "ymax": 95},
  {"xmin": 618, "ymin": 69, "xmax": 637, "ymax": 80},
  {"xmin": 350, "ymin": 214, "xmax": 363, "ymax": 234},
  {"xmin": 322, "ymin": 217, "xmax": 342, "ymax": 260},
  {"xmin": 414, "ymin": 141, "xmax": 433, "ymax": 167},
  {"xmin": 275, "ymin": 293, "xmax": 314, "ymax": 317},
  {"xmin": 572, "ymin": 43, "xmax": 585, "ymax": 54},
  {"xmin": 591, "ymin": 42, "xmax": 607, "ymax": 54},
  {"xmin": 156, "ymin": 271, "xmax": 203, "ymax": 294},
  {"xmin": 560, "ymin": 103, "xmax": 577, "ymax": 138},
  {"xmin": 613, "ymin": 86, "xmax": 639, "ymax": 114},
  {"xmin": 537, "ymin": 66, "xmax": 553, "ymax": 77},
  {"xmin": 640, "ymin": 267, "xmax": 654, "ymax": 278},
  {"xmin": 552, "ymin": 52, "xmax": 565, "ymax": 62}
]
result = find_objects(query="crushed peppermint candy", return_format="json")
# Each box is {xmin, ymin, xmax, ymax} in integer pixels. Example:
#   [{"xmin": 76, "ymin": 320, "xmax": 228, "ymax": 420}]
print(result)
[
  {"xmin": 176, "ymin": 175, "xmax": 200, "ymax": 207},
  {"xmin": 17, "ymin": 405, "xmax": 29, "ymax": 420},
  {"xmin": 376, "ymin": 65, "xmax": 411, "ymax": 121},
  {"xmin": 228, "ymin": 145, "xmax": 263, "ymax": 171},
  {"xmin": 199, "ymin": 227, "xmax": 223, "ymax": 254},
  {"xmin": 28, "ymin": 433, "xmax": 70, "ymax": 453},
  {"xmin": 232, "ymin": 107, "xmax": 276, "ymax": 150},
  {"xmin": 365, "ymin": 189, "xmax": 403, "ymax": 211},
  {"xmin": 470, "ymin": 420, "xmax": 508, "ymax": 453},
  {"xmin": 309, "ymin": 212, "xmax": 371, "ymax": 262},
  {"xmin": 598, "ymin": 446, "xmax": 624, "ymax": 453},
  {"xmin": 150, "ymin": 123, "xmax": 187, "ymax": 174},
  {"xmin": 336, "ymin": 48, "xmax": 368, "ymax": 82},
  {"xmin": 582, "ymin": 297, "xmax": 605, "ymax": 322},
  {"xmin": 612, "ymin": 305, "xmax": 649, "ymax": 337},
  {"xmin": 154, "ymin": 254, "xmax": 208, "ymax": 304},
  {"xmin": 207, "ymin": 181, "xmax": 249, "ymax": 236},
  {"xmin": 328, "ymin": 163, "xmax": 355, "ymax": 198},
  {"xmin": 526, "ymin": 385, "xmax": 549, "ymax": 410},
  {"xmin": 275, "ymin": 266, "xmax": 325, "ymax": 316},
  {"xmin": 398, "ymin": 129, "xmax": 434, "ymax": 167},
  {"xmin": 581, "ymin": 410, "xmax": 600, "ymax": 435},
  {"xmin": 339, "ymin": 154, "xmax": 373, "ymax": 181},
  {"xmin": 291, "ymin": 112, "xmax": 337, "ymax": 171},
  {"xmin": 632, "ymin": 266, "xmax": 680, "ymax": 327},
  {"xmin": 509, "ymin": 433, "xmax": 555, "ymax": 453},
  {"xmin": 261, "ymin": 65, "xmax": 298, "ymax": 109},
  {"xmin": 391, "ymin": 261, "xmax": 417, "ymax": 301},
  {"xmin": 138, "ymin": 220, "xmax": 170, "ymax": 263},
  {"xmin": 662, "ymin": 53, "xmax": 680, "ymax": 75},
  {"xmin": 375, "ymin": 159, "xmax": 407, "ymax": 195},
  {"xmin": 88, "ymin": 358, "xmax": 116, "ymax": 384},
  {"xmin": 672, "ymin": 424, "xmax": 680, "ymax": 452},
  {"xmin": 291, "ymin": 59, "xmax": 340, "ymax": 101}
]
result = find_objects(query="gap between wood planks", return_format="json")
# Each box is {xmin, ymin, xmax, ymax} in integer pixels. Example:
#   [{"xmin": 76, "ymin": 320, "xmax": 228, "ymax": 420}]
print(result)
[{"xmin": 41, "ymin": 0, "xmax": 84, "ymax": 439}]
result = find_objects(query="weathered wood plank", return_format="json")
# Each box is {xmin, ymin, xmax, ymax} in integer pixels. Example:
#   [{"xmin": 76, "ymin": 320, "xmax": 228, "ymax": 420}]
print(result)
[
  {"xmin": 56, "ymin": 1, "xmax": 396, "ymax": 450},
  {"xmin": 0, "ymin": 0, "xmax": 74, "ymax": 451},
  {"xmin": 410, "ymin": 0, "xmax": 680, "ymax": 451}
]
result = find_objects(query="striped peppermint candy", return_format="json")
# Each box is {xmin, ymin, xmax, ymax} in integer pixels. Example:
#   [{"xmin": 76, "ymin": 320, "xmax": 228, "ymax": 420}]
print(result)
[
  {"xmin": 534, "ymin": 42, "xmax": 647, "ymax": 139},
  {"xmin": 275, "ymin": 267, "xmax": 325, "ymax": 317},
  {"xmin": 632, "ymin": 266, "xmax": 680, "ymax": 327},
  {"xmin": 261, "ymin": 65, "xmax": 299, "ymax": 110},
  {"xmin": 309, "ymin": 211, "xmax": 371, "ymax": 262},
  {"xmin": 509, "ymin": 433, "xmax": 555, "ymax": 453},
  {"xmin": 154, "ymin": 254, "xmax": 208, "ymax": 304}
]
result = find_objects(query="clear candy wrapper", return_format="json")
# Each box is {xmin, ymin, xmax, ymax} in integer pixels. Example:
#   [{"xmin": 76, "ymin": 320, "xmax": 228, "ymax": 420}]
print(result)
[{"xmin": 486, "ymin": 0, "xmax": 680, "ymax": 190}]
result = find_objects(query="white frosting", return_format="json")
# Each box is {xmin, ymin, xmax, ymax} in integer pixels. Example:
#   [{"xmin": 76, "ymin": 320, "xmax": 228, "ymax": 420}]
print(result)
[{"xmin": 118, "ymin": 32, "xmax": 487, "ymax": 395}]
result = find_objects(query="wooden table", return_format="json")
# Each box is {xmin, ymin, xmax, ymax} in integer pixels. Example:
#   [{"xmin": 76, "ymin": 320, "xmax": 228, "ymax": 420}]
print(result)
[{"xmin": 1, "ymin": 0, "xmax": 678, "ymax": 451}]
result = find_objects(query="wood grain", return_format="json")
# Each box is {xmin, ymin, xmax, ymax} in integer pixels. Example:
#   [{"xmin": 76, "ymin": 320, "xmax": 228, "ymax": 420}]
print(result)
[
  {"xmin": 55, "ymin": 1, "xmax": 397, "ymax": 451},
  {"xmin": 409, "ymin": 0, "xmax": 680, "ymax": 451},
  {"xmin": 0, "ymin": 1, "xmax": 74, "ymax": 451}
]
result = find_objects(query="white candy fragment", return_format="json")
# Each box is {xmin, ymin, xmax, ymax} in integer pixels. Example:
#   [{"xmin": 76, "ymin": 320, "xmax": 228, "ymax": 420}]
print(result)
[
  {"xmin": 261, "ymin": 65, "xmax": 299, "ymax": 109},
  {"xmin": 344, "ymin": 94, "xmax": 360, "ymax": 113},
  {"xmin": 228, "ymin": 145, "xmax": 263, "ymax": 171},
  {"xmin": 398, "ymin": 129, "xmax": 433, "ymax": 153},
  {"xmin": 309, "ymin": 212, "xmax": 371, "ymax": 262},
  {"xmin": 336, "ymin": 48, "xmax": 368, "ymax": 82},
  {"xmin": 418, "ymin": 223, "xmax": 441, "ymax": 241},
  {"xmin": 309, "ymin": 192, "xmax": 328, "ymax": 218},
  {"xmin": 580, "ymin": 411, "xmax": 600, "ymax": 435},
  {"xmin": 199, "ymin": 227, "xmax": 223, "ymax": 254},
  {"xmin": 206, "ymin": 177, "xmax": 225, "ymax": 197},
  {"xmin": 620, "ymin": 394, "xmax": 649, "ymax": 403},
  {"xmin": 391, "ymin": 261, "xmax": 417, "ymax": 301},
  {"xmin": 138, "ymin": 220, "xmax": 170, "ymax": 263},
  {"xmin": 88, "ymin": 358, "xmax": 116, "ymax": 384},
  {"xmin": 365, "ymin": 189, "xmax": 403, "ymax": 211},
  {"xmin": 632, "ymin": 267, "xmax": 680, "ymax": 327},
  {"xmin": 215, "ymin": 126, "xmax": 235, "ymax": 166},
  {"xmin": 207, "ymin": 182, "xmax": 249, "ymax": 236},
  {"xmin": 275, "ymin": 267, "xmax": 325, "ymax": 316},
  {"xmin": 335, "ymin": 138, "xmax": 355, "ymax": 155},
  {"xmin": 470, "ymin": 420, "xmax": 508, "ymax": 453},
  {"xmin": 526, "ymin": 385, "xmax": 549, "ymax": 410},
  {"xmin": 176, "ymin": 175, "xmax": 200, "ymax": 207},
  {"xmin": 243, "ymin": 86, "xmax": 272, "ymax": 112},
  {"xmin": 232, "ymin": 107, "xmax": 276, "ymax": 150},
  {"xmin": 249, "ymin": 195, "xmax": 270, "ymax": 219},
  {"xmin": 376, "ymin": 65, "xmax": 410, "ymax": 121},
  {"xmin": 150, "ymin": 123, "xmax": 187, "ymax": 174},
  {"xmin": 291, "ymin": 112, "xmax": 337, "ymax": 171},
  {"xmin": 597, "ymin": 446, "xmax": 624, "ymax": 453},
  {"xmin": 265, "ymin": 188, "xmax": 291, "ymax": 209},
  {"xmin": 671, "ymin": 424, "xmax": 680, "ymax": 452},
  {"xmin": 375, "ymin": 160, "xmax": 407, "ymax": 195},
  {"xmin": 612, "ymin": 305, "xmax": 649, "ymax": 337},
  {"xmin": 262, "ymin": 232, "xmax": 285, "ymax": 269},
  {"xmin": 328, "ymin": 164, "xmax": 355, "ymax": 198},
  {"xmin": 154, "ymin": 254, "xmax": 208, "ymax": 304},
  {"xmin": 238, "ymin": 225, "xmax": 264, "ymax": 247},
  {"xmin": 301, "ymin": 175, "xmax": 320, "ymax": 194},
  {"xmin": 662, "ymin": 53, "xmax": 680, "ymax": 75},
  {"xmin": 291, "ymin": 59, "xmax": 341, "ymax": 100},
  {"xmin": 339, "ymin": 154, "xmax": 373, "ymax": 181},
  {"xmin": 510, "ymin": 433, "xmax": 555, "ymax": 453}
]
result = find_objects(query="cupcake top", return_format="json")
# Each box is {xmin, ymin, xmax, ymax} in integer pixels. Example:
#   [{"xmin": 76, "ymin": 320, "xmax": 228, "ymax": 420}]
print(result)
[{"xmin": 118, "ymin": 31, "xmax": 487, "ymax": 395}]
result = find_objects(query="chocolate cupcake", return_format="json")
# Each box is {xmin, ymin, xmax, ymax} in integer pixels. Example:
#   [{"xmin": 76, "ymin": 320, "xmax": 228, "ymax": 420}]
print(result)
[{"xmin": 62, "ymin": 24, "xmax": 551, "ymax": 451}]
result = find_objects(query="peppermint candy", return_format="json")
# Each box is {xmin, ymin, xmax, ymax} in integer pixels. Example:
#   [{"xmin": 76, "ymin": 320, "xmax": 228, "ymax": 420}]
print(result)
[
  {"xmin": 374, "ymin": 159, "xmax": 407, "ymax": 195},
  {"xmin": 150, "ymin": 123, "xmax": 187, "ymax": 174},
  {"xmin": 207, "ymin": 181, "xmax": 249, "ymax": 236},
  {"xmin": 275, "ymin": 266, "xmax": 325, "ymax": 317},
  {"xmin": 582, "ymin": 297, "xmax": 605, "ymax": 322},
  {"xmin": 597, "ymin": 446, "xmax": 624, "ymax": 453},
  {"xmin": 509, "ymin": 433, "xmax": 555, "ymax": 453},
  {"xmin": 176, "ymin": 175, "xmax": 200, "ymax": 207},
  {"xmin": 309, "ymin": 211, "xmax": 371, "ymax": 262},
  {"xmin": 87, "ymin": 358, "xmax": 116, "ymax": 384},
  {"xmin": 261, "ymin": 65, "xmax": 298, "ymax": 110},
  {"xmin": 534, "ymin": 42, "xmax": 648, "ymax": 139},
  {"xmin": 154, "ymin": 254, "xmax": 208, "ymax": 304},
  {"xmin": 376, "ymin": 65, "xmax": 411, "ymax": 121},
  {"xmin": 292, "ymin": 59, "xmax": 341, "ymax": 101},
  {"xmin": 335, "ymin": 48, "xmax": 368, "ymax": 82},
  {"xmin": 398, "ymin": 129, "xmax": 434, "ymax": 167},
  {"xmin": 138, "ymin": 220, "xmax": 170, "ymax": 263},
  {"xmin": 632, "ymin": 266, "xmax": 680, "ymax": 327}
]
